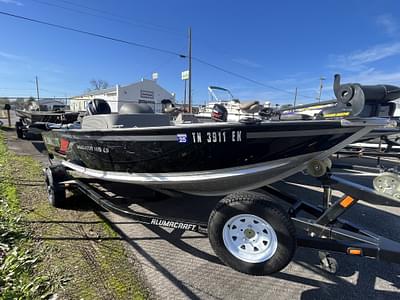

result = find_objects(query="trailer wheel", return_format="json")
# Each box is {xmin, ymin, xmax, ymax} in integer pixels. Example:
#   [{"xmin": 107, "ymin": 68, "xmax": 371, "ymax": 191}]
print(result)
[
  {"xmin": 15, "ymin": 121, "xmax": 24, "ymax": 139},
  {"xmin": 373, "ymin": 172, "xmax": 400, "ymax": 198},
  {"xmin": 306, "ymin": 158, "xmax": 332, "ymax": 178},
  {"xmin": 45, "ymin": 166, "xmax": 67, "ymax": 208},
  {"xmin": 208, "ymin": 191, "xmax": 296, "ymax": 275}
]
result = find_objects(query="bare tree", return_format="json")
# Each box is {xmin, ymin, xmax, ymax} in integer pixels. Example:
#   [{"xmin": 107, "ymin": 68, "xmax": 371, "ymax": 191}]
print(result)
[{"xmin": 89, "ymin": 79, "xmax": 109, "ymax": 91}]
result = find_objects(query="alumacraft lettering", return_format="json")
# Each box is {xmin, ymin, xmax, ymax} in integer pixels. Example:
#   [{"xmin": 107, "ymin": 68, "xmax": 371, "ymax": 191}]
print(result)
[{"xmin": 151, "ymin": 218, "xmax": 197, "ymax": 231}]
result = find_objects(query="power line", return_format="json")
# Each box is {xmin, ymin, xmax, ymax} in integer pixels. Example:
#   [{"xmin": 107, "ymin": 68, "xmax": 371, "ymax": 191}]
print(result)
[
  {"xmin": 0, "ymin": 11, "xmax": 315, "ymax": 100},
  {"xmin": 28, "ymin": 0, "xmax": 183, "ymax": 36},
  {"xmin": 192, "ymin": 57, "xmax": 315, "ymax": 99},
  {"xmin": 56, "ymin": 0, "xmax": 182, "ymax": 34},
  {"xmin": 0, "ymin": 87, "xmax": 35, "ymax": 90},
  {"xmin": 0, "ymin": 11, "xmax": 185, "ymax": 58},
  {"xmin": 40, "ymin": 88, "xmax": 72, "ymax": 94},
  {"xmin": 0, "ymin": 87, "xmax": 73, "ymax": 95}
]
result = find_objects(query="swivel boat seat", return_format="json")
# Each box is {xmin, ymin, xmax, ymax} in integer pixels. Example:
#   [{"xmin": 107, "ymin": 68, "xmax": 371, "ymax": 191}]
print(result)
[
  {"xmin": 82, "ymin": 102, "xmax": 170, "ymax": 129},
  {"xmin": 240, "ymin": 101, "xmax": 261, "ymax": 115},
  {"xmin": 238, "ymin": 101, "xmax": 264, "ymax": 123},
  {"xmin": 119, "ymin": 103, "xmax": 154, "ymax": 114}
]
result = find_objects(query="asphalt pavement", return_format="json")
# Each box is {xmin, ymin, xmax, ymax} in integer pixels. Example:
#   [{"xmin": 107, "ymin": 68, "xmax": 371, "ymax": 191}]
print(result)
[{"xmin": 2, "ymin": 111, "xmax": 400, "ymax": 300}]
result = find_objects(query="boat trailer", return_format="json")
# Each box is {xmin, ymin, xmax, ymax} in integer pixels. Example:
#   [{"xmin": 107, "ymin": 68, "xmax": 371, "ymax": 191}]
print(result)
[
  {"xmin": 334, "ymin": 133, "xmax": 400, "ymax": 200},
  {"xmin": 44, "ymin": 165, "xmax": 400, "ymax": 276}
]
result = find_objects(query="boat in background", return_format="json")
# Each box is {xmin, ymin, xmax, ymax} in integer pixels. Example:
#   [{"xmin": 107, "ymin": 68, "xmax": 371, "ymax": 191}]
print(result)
[
  {"xmin": 196, "ymin": 86, "xmax": 269, "ymax": 122},
  {"xmin": 15, "ymin": 101, "xmax": 79, "ymax": 138},
  {"xmin": 16, "ymin": 109, "xmax": 79, "ymax": 125}
]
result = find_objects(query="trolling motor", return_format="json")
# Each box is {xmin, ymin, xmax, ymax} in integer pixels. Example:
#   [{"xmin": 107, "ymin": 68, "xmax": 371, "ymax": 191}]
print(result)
[{"xmin": 322, "ymin": 74, "xmax": 400, "ymax": 118}]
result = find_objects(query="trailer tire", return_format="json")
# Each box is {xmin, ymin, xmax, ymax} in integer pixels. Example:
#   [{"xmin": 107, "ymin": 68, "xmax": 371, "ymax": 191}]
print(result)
[
  {"xmin": 208, "ymin": 191, "xmax": 296, "ymax": 275},
  {"xmin": 45, "ymin": 166, "xmax": 67, "ymax": 208},
  {"xmin": 15, "ymin": 121, "xmax": 24, "ymax": 139}
]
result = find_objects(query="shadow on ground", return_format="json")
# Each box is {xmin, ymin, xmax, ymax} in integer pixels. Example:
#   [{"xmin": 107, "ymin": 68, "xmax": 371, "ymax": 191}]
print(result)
[{"xmin": 62, "ymin": 179, "xmax": 400, "ymax": 299}]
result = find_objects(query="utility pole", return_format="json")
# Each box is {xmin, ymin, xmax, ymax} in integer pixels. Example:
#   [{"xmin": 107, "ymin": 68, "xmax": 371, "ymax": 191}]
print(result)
[
  {"xmin": 188, "ymin": 27, "xmax": 192, "ymax": 113},
  {"xmin": 35, "ymin": 76, "xmax": 40, "ymax": 101},
  {"xmin": 183, "ymin": 79, "xmax": 187, "ymax": 109},
  {"xmin": 293, "ymin": 87, "xmax": 298, "ymax": 110},
  {"xmin": 317, "ymin": 77, "xmax": 325, "ymax": 102}
]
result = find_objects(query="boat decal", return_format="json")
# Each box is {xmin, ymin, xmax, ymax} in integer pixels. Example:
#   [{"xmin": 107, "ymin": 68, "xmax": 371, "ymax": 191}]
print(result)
[
  {"xmin": 324, "ymin": 112, "xmax": 351, "ymax": 118},
  {"xmin": 191, "ymin": 130, "xmax": 243, "ymax": 143},
  {"xmin": 58, "ymin": 138, "xmax": 70, "ymax": 155},
  {"xmin": 76, "ymin": 144, "xmax": 110, "ymax": 153},
  {"xmin": 150, "ymin": 218, "xmax": 197, "ymax": 231},
  {"xmin": 247, "ymin": 128, "xmax": 357, "ymax": 139},
  {"xmin": 176, "ymin": 133, "xmax": 188, "ymax": 143}
]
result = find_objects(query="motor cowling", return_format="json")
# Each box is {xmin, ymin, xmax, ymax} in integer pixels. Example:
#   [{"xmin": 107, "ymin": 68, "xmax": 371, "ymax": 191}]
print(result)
[
  {"xmin": 211, "ymin": 104, "xmax": 228, "ymax": 122},
  {"xmin": 328, "ymin": 74, "xmax": 400, "ymax": 118}
]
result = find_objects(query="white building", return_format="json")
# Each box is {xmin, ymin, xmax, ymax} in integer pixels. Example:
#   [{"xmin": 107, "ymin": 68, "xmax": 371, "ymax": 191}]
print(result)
[
  {"xmin": 70, "ymin": 78, "xmax": 175, "ymax": 113},
  {"xmin": 39, "ymin": 99, "xmax": 68, "ymax": 111}
]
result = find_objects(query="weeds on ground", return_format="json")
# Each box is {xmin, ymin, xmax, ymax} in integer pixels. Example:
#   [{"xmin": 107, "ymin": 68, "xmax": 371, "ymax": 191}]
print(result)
[
  {"xmin": 0, "ymin": 131, "xmax": 148, "ymax": 299},
  {"xmin": 0, "ymin": 133, "xmax": 56, "ymax": 299}
]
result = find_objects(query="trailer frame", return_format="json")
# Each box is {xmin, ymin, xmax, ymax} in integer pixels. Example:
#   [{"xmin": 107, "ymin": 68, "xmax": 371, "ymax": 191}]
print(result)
[{"xmin": 45, "ymin": 165, "xmax": 400, "ymax": 274}]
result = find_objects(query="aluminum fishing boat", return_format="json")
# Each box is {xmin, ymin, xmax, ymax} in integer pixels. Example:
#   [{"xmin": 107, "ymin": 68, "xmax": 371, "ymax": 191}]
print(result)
[
  {"xmin": 16, "ymin": 103, "xmax": 79, "ymax": 139},
  {"xmin": 42, "ymin": 75, "xmax": 397, "ymax": 196},
  {"xmin": 16, "ymin": 109, "xmax": 78, "ymax": 125}
]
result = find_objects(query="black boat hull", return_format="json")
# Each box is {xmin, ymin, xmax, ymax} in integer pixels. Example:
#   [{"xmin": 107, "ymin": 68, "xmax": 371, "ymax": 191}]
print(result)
[
  {"xmin": 42, "ymin": 120, "xmax": 377, "ymax": 195},
  {"xmin": 16, "ymin": 110, "xmax": 79, "ymax": 125}
]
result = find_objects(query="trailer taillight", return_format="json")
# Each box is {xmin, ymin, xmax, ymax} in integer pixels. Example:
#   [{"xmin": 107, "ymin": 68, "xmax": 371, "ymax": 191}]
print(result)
[
  {"xmin": 347, "ymin": 248, "xmax": 362, "ymax": 256},
  {"xmin": 340, "ymin": 196, "xmax": 354, "ymax": 208}
]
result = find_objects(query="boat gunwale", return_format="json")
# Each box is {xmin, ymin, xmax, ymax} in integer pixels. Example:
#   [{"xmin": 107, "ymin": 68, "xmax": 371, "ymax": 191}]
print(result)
[{"xmin": 46, "ymin": 118, "xmax": 387, "ymax": 134}]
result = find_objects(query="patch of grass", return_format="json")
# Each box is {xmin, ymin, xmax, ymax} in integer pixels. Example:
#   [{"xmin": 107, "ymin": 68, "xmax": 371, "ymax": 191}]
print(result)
[
  {"xmin": 0, "ymin": 131, "xmax": 149, "ymax": 299},
  {"xmin": 25, "ymin": 199, "xmax": 149, "ymax": 300},
  {"xmin": 0, "ymin": 133, "xmax": 55, "ymax": 299}
]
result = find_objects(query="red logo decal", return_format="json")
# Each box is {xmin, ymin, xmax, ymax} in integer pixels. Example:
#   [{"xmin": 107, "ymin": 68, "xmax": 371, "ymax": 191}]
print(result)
[{"xmin": 59, "ymin": 138, "xmax": 69, "ymax": 154}]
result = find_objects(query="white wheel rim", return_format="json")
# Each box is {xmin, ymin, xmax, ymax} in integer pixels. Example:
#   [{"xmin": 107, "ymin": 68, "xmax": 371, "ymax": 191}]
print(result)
[{"xmin": 222, "ymin": 214, "xmax": 278, "ymax": 263}]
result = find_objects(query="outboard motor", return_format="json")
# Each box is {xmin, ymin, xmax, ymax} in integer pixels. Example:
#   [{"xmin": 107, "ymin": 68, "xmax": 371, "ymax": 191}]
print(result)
[
  {"xmin": 323, "ymin": 74, "xmax": 400, "ymax": 118},
  {"xmin": 211, "ymin": 103, "xmax": 228, "ymax": 122},
  {"xmin": 86, "ymin": 99, "xmax": 111, "ymax": 115}
]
